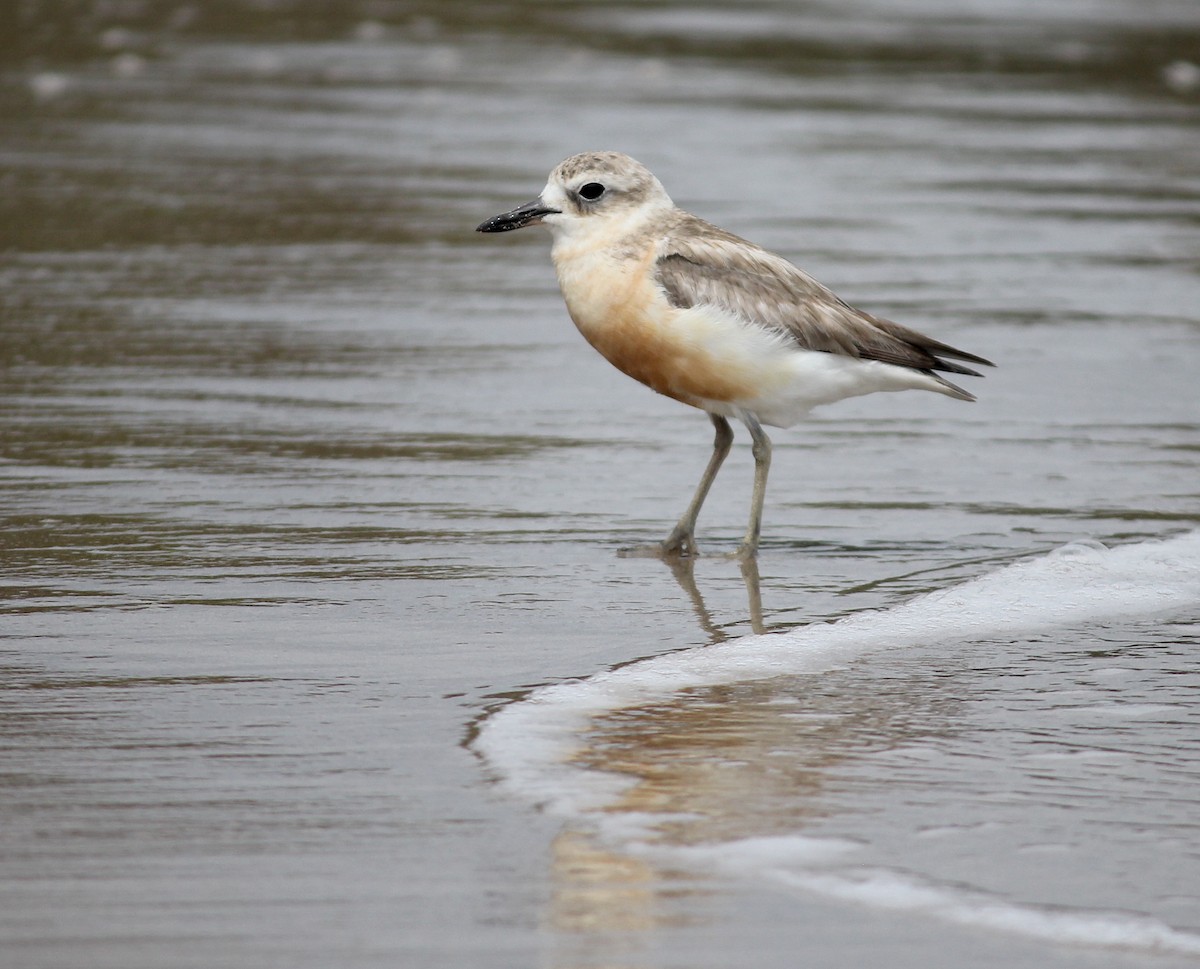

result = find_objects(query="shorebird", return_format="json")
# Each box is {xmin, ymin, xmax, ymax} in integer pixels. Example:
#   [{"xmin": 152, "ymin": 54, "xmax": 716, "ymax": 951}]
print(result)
[{"xmin": 477, "ymin": 151, "xmax": 992, "ymax": 558}]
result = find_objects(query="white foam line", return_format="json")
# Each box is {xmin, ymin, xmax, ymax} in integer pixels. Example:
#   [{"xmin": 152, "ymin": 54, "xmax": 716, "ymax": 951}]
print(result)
[
  {"xmin": 474, "ymin": 531, "xmax": 1200, "ymax": 953},
  {"xmin": 623, "ymin": 834, "xmax": 1200, "ymax": 957},
  {"xmin": 635, "ymin": 837, "xmax": 1200, "ymax": 956},
  {"xmin": 786, "ymin": 868, "xmax": 1200, "ymax": 956},
  {"xmin": 477, "ymin": 531, "xmax": 1200, "ymax": 816}
]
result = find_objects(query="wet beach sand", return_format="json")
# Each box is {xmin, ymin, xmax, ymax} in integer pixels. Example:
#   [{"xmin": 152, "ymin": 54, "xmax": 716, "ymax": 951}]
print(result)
[{"xmin": 2, "ymin": 3, "xmax": 1199, "ymax": 966}]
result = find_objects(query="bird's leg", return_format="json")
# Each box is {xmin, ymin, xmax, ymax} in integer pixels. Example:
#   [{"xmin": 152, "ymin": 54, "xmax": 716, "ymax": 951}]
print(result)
[
  {"xmin": 733, "ymin": 411, "xmax": 772, "ymax": 559},
  {"xmin": 659, "ymin": 414, "xmax": 733, "ymax": 558}
]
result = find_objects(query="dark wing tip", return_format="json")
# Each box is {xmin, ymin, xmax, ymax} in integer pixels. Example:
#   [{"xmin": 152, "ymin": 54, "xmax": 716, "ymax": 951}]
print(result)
[
  {"xmin": 866, "ymin": 315, "xmax": 995, "ymax": 371},
  {"xmin": 931, "ymin": 358, "xmax": 986, "ymax": 378},
  {"xmin": 942, "ymin": 348, "xmax": 995, "ymax": 369}
]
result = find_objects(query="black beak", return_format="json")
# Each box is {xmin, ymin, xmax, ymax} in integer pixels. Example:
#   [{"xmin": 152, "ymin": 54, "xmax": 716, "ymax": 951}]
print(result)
[{"xmin": 476, "ymin": 199, "xmax": 561, "ymax": 233}]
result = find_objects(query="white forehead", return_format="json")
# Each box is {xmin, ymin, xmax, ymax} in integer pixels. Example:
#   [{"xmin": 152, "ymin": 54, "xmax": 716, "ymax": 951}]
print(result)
[
  {"xmin": 541, "ymin": 151, "xmax": 673, "ymax": 211},
  {"xmin": 550, "ymin": 150, "xmax": 655, "ymax": 187}
]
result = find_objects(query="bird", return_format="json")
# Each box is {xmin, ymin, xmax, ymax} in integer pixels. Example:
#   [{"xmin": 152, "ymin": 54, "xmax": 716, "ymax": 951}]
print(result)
[{"xmin": 477, "ymin": 151, "xmax": 992, "ymax": 559}]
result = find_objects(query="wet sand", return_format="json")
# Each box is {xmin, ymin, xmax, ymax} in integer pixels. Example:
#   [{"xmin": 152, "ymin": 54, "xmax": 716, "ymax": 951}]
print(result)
[{"xmin": 2, "ymin": 2, "xmax": 1199, "ymax": 966}]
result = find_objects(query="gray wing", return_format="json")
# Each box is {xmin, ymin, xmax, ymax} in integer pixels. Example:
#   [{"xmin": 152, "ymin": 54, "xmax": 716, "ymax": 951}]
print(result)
[{"xmin": 654, "ymin": 215, "xmax": 993, "ymax": 378}]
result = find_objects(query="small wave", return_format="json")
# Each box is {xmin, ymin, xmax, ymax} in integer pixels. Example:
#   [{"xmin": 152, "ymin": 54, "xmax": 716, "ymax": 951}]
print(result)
[
  {"xmin": 475, "ymin": 530, "xmax": 1200, "ymax": 952},
  {"xmin": 649, "ymin": 837, "xmax": 1200, "ymax": 956}
]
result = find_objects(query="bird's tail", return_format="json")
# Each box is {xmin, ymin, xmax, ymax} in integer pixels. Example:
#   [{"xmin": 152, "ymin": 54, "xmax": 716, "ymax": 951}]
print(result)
[{"xmin": 929, "ymin": 373, "xmax": 978, "ymax": 402}]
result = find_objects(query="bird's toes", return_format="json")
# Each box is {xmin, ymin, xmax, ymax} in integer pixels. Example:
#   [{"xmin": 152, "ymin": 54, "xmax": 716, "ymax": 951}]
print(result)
[
  {"xmin": 617, "ymin": 541, "xmax": 685, "ymax": 560},
  {"xmin": 726, "ymin": 542, "xmax": 759, "ymax": 562},
  {"xmin": 617, "ymin": 533, "xmax": 700, "ymax": 560},
  {"xmin": 660, "ymin": 532, "xmax": 700, "ymax": 559}
]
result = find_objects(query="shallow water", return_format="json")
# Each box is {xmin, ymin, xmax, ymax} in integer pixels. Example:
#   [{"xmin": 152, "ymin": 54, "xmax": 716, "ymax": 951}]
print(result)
[
  {"xmin": 2, "ymin": 2, "xmax": 1199, "ymax": 967},
  {"xmin": 479, "ymin": 533, "xmax": 1200, "ymax": 965}
]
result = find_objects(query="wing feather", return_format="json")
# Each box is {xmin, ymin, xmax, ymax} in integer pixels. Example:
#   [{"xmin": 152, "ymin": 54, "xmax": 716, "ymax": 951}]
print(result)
[{"xmin": 653, "ymin": 214, "xmax": 993, "ymax": 379}]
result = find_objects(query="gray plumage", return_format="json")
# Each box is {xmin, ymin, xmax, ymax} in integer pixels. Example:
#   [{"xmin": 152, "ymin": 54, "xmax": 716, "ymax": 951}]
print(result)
[
  {"xmin": 477, "ymin": 150, "xmax": 995, "ymax": 558},
  {"xmin": 653, "ymin": 212, "xmax": 993, "ymax": 401}
]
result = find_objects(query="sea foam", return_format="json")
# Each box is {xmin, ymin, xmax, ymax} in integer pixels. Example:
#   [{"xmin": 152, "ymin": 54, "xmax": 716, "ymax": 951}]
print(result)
[{"xmin": 475, "ymin": 530, "xmax": 1200, "ymax": 953}]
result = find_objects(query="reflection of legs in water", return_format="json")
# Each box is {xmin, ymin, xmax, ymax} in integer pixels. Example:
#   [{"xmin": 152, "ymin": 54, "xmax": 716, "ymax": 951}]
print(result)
[
  {"xmin": 663, "ymin": 553, "xmax": 765, "ymax": 638},
  {"xmin": 740, "ymin": 555, "xmax": 764, "ymax": 635}
]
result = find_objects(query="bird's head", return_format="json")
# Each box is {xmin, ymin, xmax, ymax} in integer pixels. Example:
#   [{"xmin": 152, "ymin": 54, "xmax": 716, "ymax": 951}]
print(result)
[{"xmin": 476, "ymin": 151, "xmax": 673, "ymax": 242}]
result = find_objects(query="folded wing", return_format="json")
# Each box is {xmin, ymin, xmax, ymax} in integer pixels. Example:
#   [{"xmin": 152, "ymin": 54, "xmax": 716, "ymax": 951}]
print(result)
[{"xmin": 654, "ymin": 215, "xmax": 994, "ymax": 386}]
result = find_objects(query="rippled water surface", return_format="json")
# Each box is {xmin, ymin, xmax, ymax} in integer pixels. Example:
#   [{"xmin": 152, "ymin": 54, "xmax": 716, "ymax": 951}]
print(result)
[{"xmin": 2, "ymin": 2, "xmax": 1199, "ymax": 967}]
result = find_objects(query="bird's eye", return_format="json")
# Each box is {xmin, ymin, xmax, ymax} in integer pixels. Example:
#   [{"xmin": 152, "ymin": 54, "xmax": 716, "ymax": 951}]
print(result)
[{"xmin": 578, "ymin": 182, "xmax": 606, "ymax": 201}]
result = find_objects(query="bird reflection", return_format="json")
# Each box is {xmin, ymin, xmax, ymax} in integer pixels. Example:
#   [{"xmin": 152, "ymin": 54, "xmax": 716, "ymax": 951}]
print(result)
[
  {"xmin": 539, "ymin": 556, "xmax": 959, "ymax": 958},
  {"xmin": 546, "ymin": 829, "xmax": 680, "ymax": 935},
  {"xmin": 661, "ymin": 553, "xmax": 766, "ymax": 639}
]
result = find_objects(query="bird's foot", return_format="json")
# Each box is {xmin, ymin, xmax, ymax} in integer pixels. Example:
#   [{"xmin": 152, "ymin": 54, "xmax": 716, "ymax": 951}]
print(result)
[
  {"xmin": 725, "ymin": 541, "xmax": 759, "ymax": 561},
  {"xmin": 659, "ymin": 527, "xmax": 700, "ymax": 559},
  {"xmin": 618, "ymin": 528, "xmax": 699, "ymax": 560}
]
